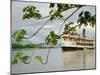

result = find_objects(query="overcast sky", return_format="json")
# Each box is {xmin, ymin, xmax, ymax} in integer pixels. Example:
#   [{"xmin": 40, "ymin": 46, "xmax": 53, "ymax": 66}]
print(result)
[{"xmin": 12, "ymin": 1, "xmax": 96, "ymax": 44}]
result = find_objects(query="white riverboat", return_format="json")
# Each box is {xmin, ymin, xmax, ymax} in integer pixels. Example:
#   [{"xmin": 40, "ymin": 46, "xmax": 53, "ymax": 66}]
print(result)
[{"xmin": 61, "ymin": 32, "xmax": 95, "ymax": 51}]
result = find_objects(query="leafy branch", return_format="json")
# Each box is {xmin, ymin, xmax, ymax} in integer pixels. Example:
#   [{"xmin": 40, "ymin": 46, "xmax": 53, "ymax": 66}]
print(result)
[
  {"xmin": 12, "ymin": 51, "xmax": 30, "ymax": 64},
  {"xmin": 35, "ymin": 31, "xmax": 58, "ymax": 65},
  {"xmin": 22, "ymin": 4, "xmax": 83, "ymax": 39},
  {"xmin": 58, "ymin": 7, "xmax": 81, "ymax": 35}
]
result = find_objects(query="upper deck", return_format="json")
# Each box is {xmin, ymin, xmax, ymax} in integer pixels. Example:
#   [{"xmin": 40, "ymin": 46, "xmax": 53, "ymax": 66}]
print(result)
[{"xmin": 61, "ymin": 32, "xmax": 95, "ymax": 49}]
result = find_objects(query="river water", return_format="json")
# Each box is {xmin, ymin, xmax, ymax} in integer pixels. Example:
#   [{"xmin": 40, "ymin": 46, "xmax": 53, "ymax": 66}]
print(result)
[{"xmin": 11, "ymin": 48, "xmax": 95, "ymax": 74}]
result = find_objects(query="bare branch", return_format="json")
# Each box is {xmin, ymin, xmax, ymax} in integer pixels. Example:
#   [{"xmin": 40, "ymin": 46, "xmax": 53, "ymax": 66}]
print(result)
[
  {"xmin": 23, "ymin": 19, "xmax": 49, "ymax": 39},
  {"xmin": 40, "ymin": 44, "xmax": 52, "ymax": 65}
]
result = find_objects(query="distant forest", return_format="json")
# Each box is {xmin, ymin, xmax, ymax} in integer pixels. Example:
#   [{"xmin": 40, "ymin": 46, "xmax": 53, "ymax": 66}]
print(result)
[{"xmin": 12, "ymin": 43, "xmax": 55, "ymax": 49}]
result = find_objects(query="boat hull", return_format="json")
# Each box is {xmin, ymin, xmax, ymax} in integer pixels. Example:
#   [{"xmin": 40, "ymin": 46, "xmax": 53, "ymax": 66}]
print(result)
[
  {"xmin": 62, "ymin": 46, "xmax": 84, "ymax": 51},
  {"xmin": 62, "ymin": 45, "xmax": 95, "ymax": 51}
]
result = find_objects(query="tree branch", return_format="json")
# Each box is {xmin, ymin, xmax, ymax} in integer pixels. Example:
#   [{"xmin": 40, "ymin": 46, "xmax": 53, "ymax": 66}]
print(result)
[
  {"xmin": 60, "ymin": 24, "xmax": 80, "ymax": 36},
  {"xmin": 58, "ymin": 7, "xmax": 81, "ymax": 35},
  {"xmin": 35, "ymin": 7, "xmax": 78, "ymax": 20},
  {"xmin": 23, "ymin": 19, "xmax": 50, "ymax": 39},
  {"xmin": 36, "ymin": 15, "xmax": 51, "ymax": 20},
  {"xmin": 40, "ymin": 44, "xmax": 52, "ymax": 65},
  {"xmin": 23, "ymin": 7, "xmax": 82, "ymax": 39}
]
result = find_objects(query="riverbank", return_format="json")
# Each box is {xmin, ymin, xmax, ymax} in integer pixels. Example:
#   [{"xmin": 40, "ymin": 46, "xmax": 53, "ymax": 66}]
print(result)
[{"xmin": 12, "ymin": 43, "xmax": 59, "ymax": 49}]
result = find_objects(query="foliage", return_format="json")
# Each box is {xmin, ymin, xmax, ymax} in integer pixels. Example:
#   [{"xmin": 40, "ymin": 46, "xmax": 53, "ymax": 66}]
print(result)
[
  {"xmin": 49, "ymin": 3, "xmax": 83, "ymax": 21},
  {"xmin": 77, "ymin": 11, "xmax": 96, "ymax": 28},
  {"xmin": 12, "ymin": 51, "xmax": 30, "ymax": 64},
  {"xmin": 23, "ymin": 5, "xmax": 42, "ymax": 19},
  {"xmin": 12, "ymin": 57, "xmax": 18, "ymax": 64},
  {"xmin": 49, "ymin": 3, "xmax": 83, "ymax": 11},
  {"xmin": 12, "ymin": 29, "xmax": 27, "ymax": 43},
  {"xmin": 49, "ymin": 10, "xmax": 63, "ymax": 21},
  {"xmin": 21, "ymin": 56, "xmax": 30, "ymax": 63},
  {"xmin": 15, "ymin": 51, "xmax": 23, "ymax": 57},
  {"xmin": 35, "ymin": 56, "xmax": 43, "ymax": 61},
  {"xmin": 64, "ymin": 22, "xmax": 77, "ymax": 33},
  {"xmin": 89, "ymin": 15, "xmax": 96, "ymax": 27},
  {"xmin": 45, "ymin": 31, "xmax": 59, "ymax": 45},
  {"xmin": 64, "ymin": 22, "xmax": 74, "ymax": 32},
  {"xmin": 12, "ymin": 51, "xmax": 22, "ymax": 64},
  {"xmin": 77, "ymin": 11, "xmax": 96, "ymax": 37}
]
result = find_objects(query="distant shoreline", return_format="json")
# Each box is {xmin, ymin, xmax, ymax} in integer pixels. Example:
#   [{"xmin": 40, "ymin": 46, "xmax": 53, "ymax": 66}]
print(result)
[{"xmin": 12, "ymin": 43, "xmax": 61, "ymax": 49}]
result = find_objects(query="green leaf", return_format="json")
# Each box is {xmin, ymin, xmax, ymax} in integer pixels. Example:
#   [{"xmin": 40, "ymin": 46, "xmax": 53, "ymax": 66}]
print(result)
[
  {"xmin": 45, "ymin": 31, "xmax": 58, "ymax": 45},
  {"xmin": 49, "ymin": 3, "xmax": 55, "ymax": 8},
  {"xmin": 35, "ymin": 56, "xmax": 43, "ymax": 61},
  {"xmin": 23, "ymin": 5, "xmax": 36, "ymax": 12},
  {"xmin": 57, "ymin": 4, "xmax": 62, "ymax": 11},
  {"xmin": 15, "ymin": 51, "xmax": 23, "ymax": 57},
  {"xmin": 12, "ymin": 58, "xmax": 18, "ymax": 64},
  {"xmin": 77, "ymin": 11, "xmax": 95, "ymax": 28},
  {"xmin": 64, "ymin": 22, "xmax": 74, "ymax": 32},
  {"xmin": 49, "ymin": 10, "xmax": 62, "ymax": 21},
  {"xmin": 12, "ymin": 29, "xmax": 27, "ymax": 43},
  {"xmin": 49, "ymin": 9, "xmax": 54, "ymax": 14},
  {"xmin": 23, "ymin": 5, "xmax": 42, "ymax": 20},
  {"xmin": 84, "ymin": 11, "xmax": 91, "ymax": 19},
  {"xmin": 21, "ymin": 56, "xmax": 30, "ymax": 63},
  {"xmin": 89, "ymin": 15, "xmax": 96, "ymax": 27}
]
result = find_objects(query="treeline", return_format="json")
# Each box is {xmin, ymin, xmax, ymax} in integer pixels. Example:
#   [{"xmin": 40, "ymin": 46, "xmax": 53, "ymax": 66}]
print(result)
[{"xmin": 12, "ymin": 43, "xmax": 41, "ymax": 49}]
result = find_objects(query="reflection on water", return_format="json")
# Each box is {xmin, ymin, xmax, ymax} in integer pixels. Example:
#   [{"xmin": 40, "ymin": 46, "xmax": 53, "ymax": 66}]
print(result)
[
  {"xmin": 11, "ymin": 48, "xmax": 95, "ymax": 74},
  {"xmin": 62, "ymin": 49, "xmax": 95, "ymax": 70}
]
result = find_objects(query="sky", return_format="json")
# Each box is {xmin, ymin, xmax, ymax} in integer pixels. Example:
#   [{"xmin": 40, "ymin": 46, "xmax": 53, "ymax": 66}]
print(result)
[{"xmin": 12, "ymin": 1, "xmax": 96, "ymax": 44}]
